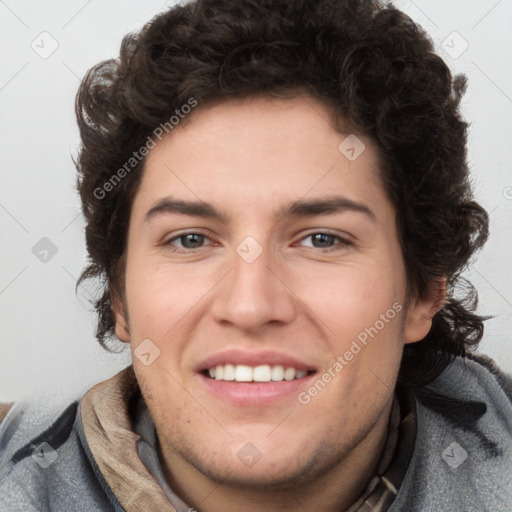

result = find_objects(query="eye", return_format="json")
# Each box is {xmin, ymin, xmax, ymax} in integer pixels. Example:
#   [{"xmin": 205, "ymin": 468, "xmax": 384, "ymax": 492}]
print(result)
[
  {"xmin": 298, "ymin": 232, "xmax": 351, "ymax": 250},
  {"xmin": 166, "ymin": 232, "xmax": 211, "ymax": 250}
]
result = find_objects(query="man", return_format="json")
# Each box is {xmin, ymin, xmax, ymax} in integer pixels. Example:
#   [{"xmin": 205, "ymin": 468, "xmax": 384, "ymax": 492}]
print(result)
[{"xmin": 1, "ymin": 0, "xmax": 511, "ymax": 510}]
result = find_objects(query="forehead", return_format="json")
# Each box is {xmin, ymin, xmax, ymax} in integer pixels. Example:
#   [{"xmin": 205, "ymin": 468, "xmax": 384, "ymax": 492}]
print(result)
[{"xmin": 133, "ymin": 96, "xmax": 387, "ymax": 219}]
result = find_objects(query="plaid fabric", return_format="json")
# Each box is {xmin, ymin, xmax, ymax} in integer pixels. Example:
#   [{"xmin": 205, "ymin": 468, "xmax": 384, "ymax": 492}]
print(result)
[{"xmin": 348, "ymin": 385, "xmax": 416, "ymax": 511}]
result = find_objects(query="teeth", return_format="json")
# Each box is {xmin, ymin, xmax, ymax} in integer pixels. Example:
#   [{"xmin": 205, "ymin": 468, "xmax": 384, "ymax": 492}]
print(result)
[
  {"xmin": 271, "ymin": 365, "xmax": 284, "ymax": 381},
  {"xmin": 253, "ymin": 365, "xmax": 271, "ymax": 382},
  {"xmin": 223, "ymin": 364, "xmax": 236, "ymax": 381},
  {"xmin": 235, "ymin": 364, "xmax": 253, "ymax": 382},
  {"xmin": 284, "ymin": 367, "xmax": 296, "ymax": 381},
  {"xmin": 206, "ymin": 364, "xmax": 309, "ymax": 382}
]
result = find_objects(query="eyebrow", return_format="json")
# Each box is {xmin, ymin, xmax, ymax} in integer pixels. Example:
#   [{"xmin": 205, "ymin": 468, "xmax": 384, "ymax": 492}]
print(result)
[
  {"xmin": 145, "ymin": 198, "xmax": 228, "ymax": 223},
  {"xmin": 280, "ymin": 197, "xmax": 376, "ymax": 222},
  {"xmin": 144, "ymin": 196, "xmax": 376, "ymax": 223}
]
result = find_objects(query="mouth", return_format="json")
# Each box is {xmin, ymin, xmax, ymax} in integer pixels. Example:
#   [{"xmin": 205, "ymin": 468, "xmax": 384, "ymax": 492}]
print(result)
[{"xmin": 196, "ymin": 352, "xmax": 318, "ymax": 406}]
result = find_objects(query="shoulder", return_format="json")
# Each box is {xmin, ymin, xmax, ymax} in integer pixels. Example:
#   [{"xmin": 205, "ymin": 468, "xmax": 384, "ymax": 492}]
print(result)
[
  {"xmin": 464, "ymin": 351, "xmax": 512, "ymax": 398},
  {"xmin": 0, "ymin": 396, "xmax": 80, "ymax": 478},
  {"xmin": 391, "ymin": 354, "xmax": 512, "ymax": 512},
  {"xmin": 0, "ymin": 393, "xmax": 112, "ymax": 511},
  {"xmin": 420, "ymin": 352, "xmax": 512, "ymax": 420}
]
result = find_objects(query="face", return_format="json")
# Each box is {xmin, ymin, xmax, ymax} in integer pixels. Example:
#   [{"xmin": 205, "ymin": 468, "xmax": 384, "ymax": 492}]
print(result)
[{"xmin": 115, "ymin": 96, "xmax": 436, "ymax": 489}]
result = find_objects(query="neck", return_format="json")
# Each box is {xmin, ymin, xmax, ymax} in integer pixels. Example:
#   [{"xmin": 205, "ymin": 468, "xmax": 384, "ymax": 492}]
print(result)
[{"xmin": 159, "ymin": 397, "xmax": 394, "ymax": 512}]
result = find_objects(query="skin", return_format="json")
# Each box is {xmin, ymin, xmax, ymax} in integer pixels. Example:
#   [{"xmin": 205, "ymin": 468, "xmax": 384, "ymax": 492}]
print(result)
[{"xmin": 114, "ymin": 96, "xmax": 444, "ymax": 512}]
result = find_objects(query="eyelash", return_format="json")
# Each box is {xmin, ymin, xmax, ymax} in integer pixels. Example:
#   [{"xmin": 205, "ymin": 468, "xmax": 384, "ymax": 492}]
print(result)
[
  {"xmin": 163, "ymin": 231, "xmax": 352, "ymax": 252},
  {"xmin": 297, "ymin": 232, "xmax": 352, "ymax": 251},
  {"xmin": 164, "ymin": 231, "xmax": 213, "ymax": 251}
]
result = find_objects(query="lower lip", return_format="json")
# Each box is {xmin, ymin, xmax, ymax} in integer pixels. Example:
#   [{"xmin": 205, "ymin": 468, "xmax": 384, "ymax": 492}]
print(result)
[{"xmin": 197, "ymin": 373, "xmax": 316, "ymax": 406}]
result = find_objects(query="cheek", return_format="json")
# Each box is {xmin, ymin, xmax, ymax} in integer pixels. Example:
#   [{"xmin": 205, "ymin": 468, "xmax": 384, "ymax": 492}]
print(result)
[
  {"xmin": 293, "ymin": 257, "xmax": 407, "ymax": 397},
  {"xmin": 294, "ymin": 260, "xmax": 405, "ymax": 339},
  {"xmin": 135, "ymin": 363, "xmax": 188, "ymax": 436},
  {"xmin": 124, "ymin": 258, "xmax": 207, "ymax": 335}
]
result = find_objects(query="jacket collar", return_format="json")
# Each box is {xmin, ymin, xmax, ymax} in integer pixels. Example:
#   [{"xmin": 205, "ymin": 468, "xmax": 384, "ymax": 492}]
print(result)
[{"xmin": 79, "ymin": 365, "xmax": 177, "ymax": 512}]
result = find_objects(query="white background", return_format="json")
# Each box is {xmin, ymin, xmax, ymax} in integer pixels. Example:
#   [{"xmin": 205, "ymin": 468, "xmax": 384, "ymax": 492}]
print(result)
[{"xmin": 0, "ymin": 0, "xmax": 511, "ymax": 402}]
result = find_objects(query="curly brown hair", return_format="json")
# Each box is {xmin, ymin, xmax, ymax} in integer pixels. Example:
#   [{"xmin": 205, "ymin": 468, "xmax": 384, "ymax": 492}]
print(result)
[{"xmin": 75, "ymin": 0, "xmax": 489, "ymax": 387}]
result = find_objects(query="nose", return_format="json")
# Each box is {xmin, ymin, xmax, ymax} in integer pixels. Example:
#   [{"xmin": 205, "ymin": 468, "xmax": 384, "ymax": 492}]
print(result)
[{"xmin": 210, "ymin": 245, "xmax": 297, "ymax": 332}]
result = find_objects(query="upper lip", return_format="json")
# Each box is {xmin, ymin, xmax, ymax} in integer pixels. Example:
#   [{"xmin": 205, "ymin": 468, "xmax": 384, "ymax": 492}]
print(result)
[{"xmin": 197, "ymin": 349, "xmax": 317, "ymax": 373}]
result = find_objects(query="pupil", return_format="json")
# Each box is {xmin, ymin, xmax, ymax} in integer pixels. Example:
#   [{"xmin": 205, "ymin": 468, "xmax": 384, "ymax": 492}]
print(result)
[
  {"xmin": 312, "ymin": 233, "xmax": 334, "ymax": 247},
  {"xmin": 182, "ymin": 234, "xmax": 204, "ymax": 248}
]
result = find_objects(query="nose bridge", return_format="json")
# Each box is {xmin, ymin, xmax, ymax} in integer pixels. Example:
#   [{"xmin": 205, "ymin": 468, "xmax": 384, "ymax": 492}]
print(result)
[
  {"xmin": 212, "ymin": 240, "xmax": 296, "ymax": 329},
  {"xmin": 232, "ymin": 246, "xmax": 272, "ymax": 298}
]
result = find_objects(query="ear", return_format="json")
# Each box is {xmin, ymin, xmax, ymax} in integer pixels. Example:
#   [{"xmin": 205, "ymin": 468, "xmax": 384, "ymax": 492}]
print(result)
[
  {"xmin": 112, "ymin": 294, "xmax": 131, "ymax": 343},
  {"xmin": 404, "ymin": 277, "xmax": 446, "ymax": 344}
]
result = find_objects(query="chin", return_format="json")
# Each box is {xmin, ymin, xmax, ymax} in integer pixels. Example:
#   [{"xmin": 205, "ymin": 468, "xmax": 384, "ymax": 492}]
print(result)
[{"xmin": 161, "ymin": 426, "xmax": 348, "ymax": 490}]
